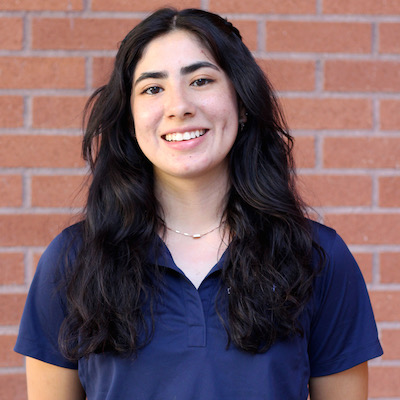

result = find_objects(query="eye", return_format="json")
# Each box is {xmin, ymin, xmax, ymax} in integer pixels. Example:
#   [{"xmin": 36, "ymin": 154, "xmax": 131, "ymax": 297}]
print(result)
[
  {"xmin": 191, "ymin": 78, "xmax": 213, "ymax": 87},
  {"xmin": 142, "ymin": 86, "xmax": 163, "ymax": 95}
]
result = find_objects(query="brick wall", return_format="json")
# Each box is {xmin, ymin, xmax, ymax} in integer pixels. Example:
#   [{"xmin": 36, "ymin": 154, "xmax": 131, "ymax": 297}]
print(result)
[{"xmin": 0, "ymin": 0, "xmax": 399, "ymax": 398}]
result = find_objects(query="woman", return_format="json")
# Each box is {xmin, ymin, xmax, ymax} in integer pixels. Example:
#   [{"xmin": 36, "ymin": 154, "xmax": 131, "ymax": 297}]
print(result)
[{"xmin": 15, "ymin": 8, "xmax": 382, "ymax": 399}]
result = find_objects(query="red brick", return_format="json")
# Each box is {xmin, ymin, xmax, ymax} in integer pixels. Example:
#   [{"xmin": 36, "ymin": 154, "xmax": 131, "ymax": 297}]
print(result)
[
  {"xmin": 325, "ymin": 214, "xmax": 400, "ymax": 245},
  {"xmin": 370, "ymin": 291, "xmax": 400, "ymax": 322},
  {"xmin": 0, "ymin": 96, "xmax": 23, "ymax": 128},
  {"xmin": 0, "ymin": 135, "xmax": 83, "ymax": 168},
  {"xmin": 324, "ymin": 137, "xmax": 400, "ymax": 169},
  {"xmin": 379, "ymin": 177, "xmax": 400, "ymax": 208},
  {"xmin": 369, "ymin": 366, "xmax": 400, "ymax": 397},
  {"xmin": 92, "ymin": 57, "xmax": 114, "ymax": 88},
  {"xmin": 258, "ymin": 59, "xmax": 315, "ymax": 92},
  {"xmin": 210, "ymin": 0, "xmax": 315, "ymax": 14},
  {"xmin": 0, "ymin": 294, "xmax": 26, "ymax": 325},
  {"xmin": 294, "ymin": 136, "xmax": 315, "ymax": 169},
  {"xmin": 32, "ymin": 18, "xmax": 138, "ymax": 50},
  {"xmin": 380, "ymin": 99, "xmax": 400, "ymax": 131},
  {"xmin": 266, "ymin": 22, "xmax": 371, "ymax": 53},
  {"xmin": 325, "ymin": 61, "xmax": 400, "ymax": 93},
  {"xmin": 380, "ymin": 253, "xmax": 400, "ymax": 284},
  {"xmin": 231, "ymin": 20, "xmax": 258, "ymax": 52},
  {"xmin": 0, "ymin": 214, "xmax": 74, "ymax": 247},
  {"xmin": 0, "ymin": 335, "xmax": 23, "ymax": 367},
  {"xmin": 0, "ymin": 18, "xmax": 23, "ymax": 50},
  {"xmin": 323, "ymin": 0, "xmax": 400, "ymax": 15},
  {"xmin": 281, "ymin": 98, "xmax": 372, "ymax": 130},
  {"xmin": 379, "ymin": 23, "xmax": 400, "ymax": 54},
  {"xmin": 380, "ymin": 329, "xmax": 400, "ymax": 360},
  {"xmin": 92, "ymin": 0, "xmax": 201, "ymax": 11},
  {"xmin": 0, "ymin": 57, "xmax": 85, "ymax": 89},
  {"xmin": 32, "ymin": 96, "xmax": 87, "ymax": 129},
  {"xmin": 0, "ymin": 253, "xmax": 24, "ymax": 285},
  {"xmin": 0, "ymin": 175, "xmax": 22, "ymax": 207},
  {"xmin": 353, "ymin": 253, "xmax": 373, "ymax": 284},
  {"xmin": 0, "ymin": 0, "xmax": 82, "ymax": 10},
  {"xmin": 32, "ymin": 175, "xmax": 88, "ymax": 208},
  {"xmin": 299, "ymin": 175, "xmax": 372, "ymax": 207},
  {"xmin": 0, "ymin": 374, "xmax": 27, "ymax": 400}
]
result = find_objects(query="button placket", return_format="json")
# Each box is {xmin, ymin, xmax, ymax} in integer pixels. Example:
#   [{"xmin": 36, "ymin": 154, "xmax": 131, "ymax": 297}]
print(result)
[{"xmin": 181, "ymin": 279, "xmax": 207, "ymax": 347}]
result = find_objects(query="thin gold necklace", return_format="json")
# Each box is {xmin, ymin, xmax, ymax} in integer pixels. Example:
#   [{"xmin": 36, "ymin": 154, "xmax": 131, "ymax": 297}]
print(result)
[{"xmin": 165, "ymin": 221, "xmax": 225, "ymax": 239}]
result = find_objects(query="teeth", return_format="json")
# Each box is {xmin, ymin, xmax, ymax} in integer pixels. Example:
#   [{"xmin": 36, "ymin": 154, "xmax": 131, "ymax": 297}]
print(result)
[{"xmin": 165, "ymin": 129, "xmax": 206, "ymax": 142}]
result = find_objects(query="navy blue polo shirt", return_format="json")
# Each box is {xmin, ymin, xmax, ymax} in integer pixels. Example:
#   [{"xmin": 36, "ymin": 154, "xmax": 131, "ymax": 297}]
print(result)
[{"xmin": 15, "ymin": 221, "xmax": 383, "ymax": 399}]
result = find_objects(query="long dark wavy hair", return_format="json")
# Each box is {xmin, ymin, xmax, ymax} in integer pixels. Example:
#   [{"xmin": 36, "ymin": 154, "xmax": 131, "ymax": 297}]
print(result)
[{"xmin": 59, "ymin": 8, "xmax": 324, "ymax": 360}]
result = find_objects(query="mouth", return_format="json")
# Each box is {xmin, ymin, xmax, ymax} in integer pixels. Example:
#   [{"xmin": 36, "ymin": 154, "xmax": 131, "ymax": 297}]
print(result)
[{"xmin": 163, "ymin": 129, "xmax": 207, "ymax": 142}]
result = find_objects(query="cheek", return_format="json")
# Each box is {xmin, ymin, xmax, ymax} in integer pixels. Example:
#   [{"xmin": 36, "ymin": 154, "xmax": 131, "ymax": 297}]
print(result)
[
  {"xmin": 132, "ymin": 104, "xmax": 161, "ymax": 139},
  {"xmin": 208, "ymin": 87, "xmax": 238, "ymax": 124},
  {"xmin": 131, "ymin": 111, "xmax": 151, "ymax": 154},
  {"xmin": 133, "ymin": 103, "xmax": 149, "ymax": 130},
  {"xmin": 203, "ymin": 97, "xmax": 238, "ymax": 126}
]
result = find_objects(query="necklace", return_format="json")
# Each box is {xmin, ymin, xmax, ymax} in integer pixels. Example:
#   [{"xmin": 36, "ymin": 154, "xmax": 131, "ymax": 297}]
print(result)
[{"xmin": 165, "ymin": 221, "xmax": 225, "ymax": 239}]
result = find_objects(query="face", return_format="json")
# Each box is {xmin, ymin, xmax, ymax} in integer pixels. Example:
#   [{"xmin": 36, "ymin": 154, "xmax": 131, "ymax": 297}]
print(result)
[{"xmin": 131, "ymin": 30, "xmax": 241, "ymax": 183}]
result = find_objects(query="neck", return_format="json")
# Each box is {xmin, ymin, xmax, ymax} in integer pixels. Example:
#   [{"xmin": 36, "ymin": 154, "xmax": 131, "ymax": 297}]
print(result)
[{"xmin": 155, "ymin": 168, "xmax": 230, "ymax": 234}]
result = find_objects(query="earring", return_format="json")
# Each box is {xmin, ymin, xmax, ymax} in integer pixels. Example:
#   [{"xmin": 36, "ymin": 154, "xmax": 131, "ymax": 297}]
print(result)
[{"xmin": 239, "ymin": 112, "xmax": 248, "ymax": 131}]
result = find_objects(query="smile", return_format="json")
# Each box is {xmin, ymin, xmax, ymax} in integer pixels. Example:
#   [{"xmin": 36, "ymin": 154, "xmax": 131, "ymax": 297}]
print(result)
[{"xmin": 164, "ymin": 129, "xmax": 207, "ymax": 142}]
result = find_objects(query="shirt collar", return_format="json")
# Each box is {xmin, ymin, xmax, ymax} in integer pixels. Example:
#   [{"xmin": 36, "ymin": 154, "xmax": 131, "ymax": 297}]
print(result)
[{"xmin": 147, "ymin": 235, "xmax": 229, "ymax": 279}]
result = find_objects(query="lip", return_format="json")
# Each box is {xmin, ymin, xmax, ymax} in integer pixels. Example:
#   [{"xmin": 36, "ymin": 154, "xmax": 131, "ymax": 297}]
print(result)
[
  {"xmin": 161, "ymin": 126, "xmax": 209, "ymax": 136},
  {"xmin": 160, "ymin": 128, "xmax": 209, "ymax": 150},
  {"xmin": 161, "ymin": 127, "xmax": 209, "ymax": 142}
]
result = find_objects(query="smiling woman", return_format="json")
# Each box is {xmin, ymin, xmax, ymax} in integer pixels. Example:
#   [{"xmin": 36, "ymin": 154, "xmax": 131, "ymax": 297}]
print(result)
[
  {"xmin": 14, "ymin": 7, "xmax": 382, "ymax": 400},
  {"xmin": 131, "ymin": 30, "xmax": 241, "ymax": 182}
]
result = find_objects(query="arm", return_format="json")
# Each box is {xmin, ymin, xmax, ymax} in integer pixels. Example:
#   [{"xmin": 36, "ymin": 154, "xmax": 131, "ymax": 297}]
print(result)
[
  {"xmin": 309, "ymin": 362, "xmax": 368, "ymax": 400},
  {"xmin": 26, "ymin": 357, "xmax": 86, "ymax": 400}
]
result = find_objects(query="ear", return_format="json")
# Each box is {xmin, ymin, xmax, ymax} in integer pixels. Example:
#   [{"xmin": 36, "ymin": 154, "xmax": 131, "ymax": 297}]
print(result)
[
  {"xmin": 238, "ymin": 101, "xmax": 247, "ymax": 124},
  {"xmin": 239, "ymin": 111, "xmax": 247, "ymax": 124}
]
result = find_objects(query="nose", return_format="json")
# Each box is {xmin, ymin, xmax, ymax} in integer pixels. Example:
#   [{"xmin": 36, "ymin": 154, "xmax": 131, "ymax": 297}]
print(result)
[{"xmin": 164, "ymin": 85, "xmax": 196, "ymax": 119}]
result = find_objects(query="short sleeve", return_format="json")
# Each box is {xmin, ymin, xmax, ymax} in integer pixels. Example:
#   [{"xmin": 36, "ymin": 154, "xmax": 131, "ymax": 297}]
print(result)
[
  {"xmin": 309, "ymin": 228, "xmax": 383, "ymax": 377},
  {"xmin": 14, "ymin": 225, "xmax": 81, "ymax": 369}
]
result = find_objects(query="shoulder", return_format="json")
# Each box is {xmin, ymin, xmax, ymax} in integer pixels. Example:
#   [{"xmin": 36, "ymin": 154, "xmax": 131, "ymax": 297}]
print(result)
[
  {"xmin": 309, "ymin": 219, "xmax": 339, "ymax": 252},
  {"xmin": 306, "ymin": 219, "xmax": 371, "ymax": 321},
  {"xmin": 14, "ymin": 223, "xmax": 84, "ymax": 369},
  {"xmin": 47, "ymin": 221, "xmax": 84, "ymax": 253},
  {"xmin": 36, "ymin": 222, "xmax": 84, "ymax": 279},
  {"xmin": 306, "ymin": 220, "xmax": 383, "ymax": 375},
  {"xmin": 307, "ymin": 220, "xmax": 373, "ymax": 334},
  {"xmin": 308, "ymin": 219, "xmax": 356, "ymax": 273}
]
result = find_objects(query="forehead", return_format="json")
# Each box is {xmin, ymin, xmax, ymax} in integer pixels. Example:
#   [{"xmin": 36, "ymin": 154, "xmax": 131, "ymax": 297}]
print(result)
[{"xmin": 134, "ymin": 30, "xmax": 217, "ymax": 75}]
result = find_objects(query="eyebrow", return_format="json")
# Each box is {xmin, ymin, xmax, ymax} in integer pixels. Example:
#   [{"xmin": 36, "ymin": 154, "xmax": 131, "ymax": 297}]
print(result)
[
  {"xmin": 181, "ymin": 61, "xmax": 219, "ymax": 75},
  {"xmin": 134, "ymin": 61, "xmax": 220, "ymax": 87}
]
